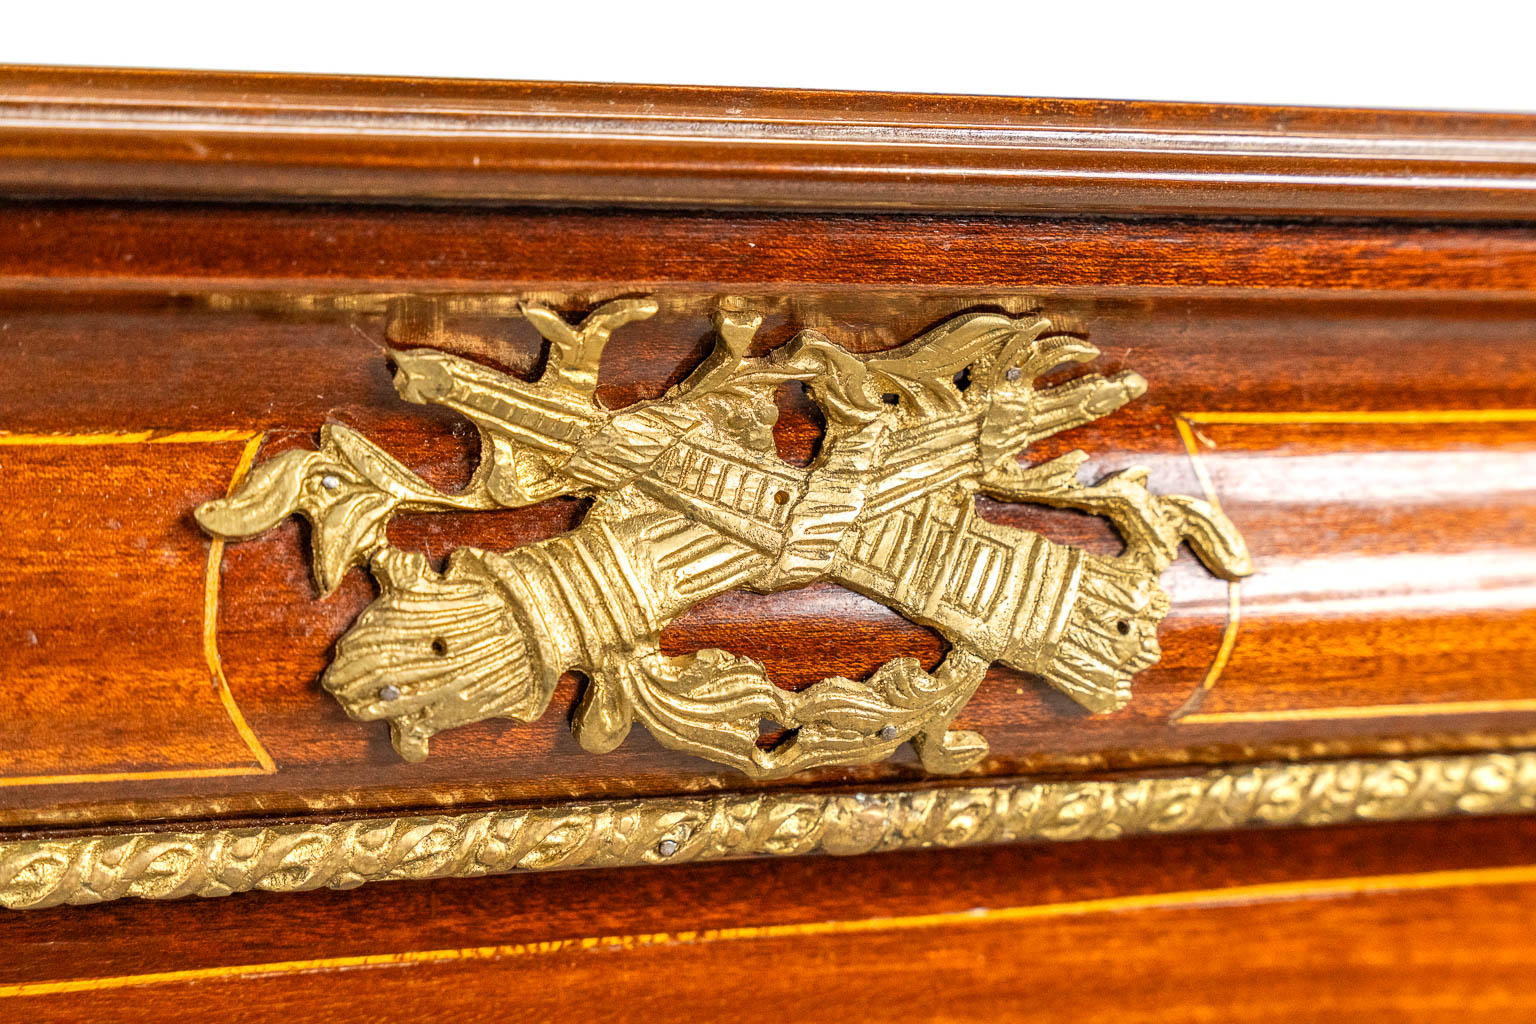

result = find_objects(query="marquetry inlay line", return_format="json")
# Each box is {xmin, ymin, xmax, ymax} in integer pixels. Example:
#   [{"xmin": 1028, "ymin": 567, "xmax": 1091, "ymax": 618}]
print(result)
[
  {"xmin": 1172, "ymin": 409, "xmax": 1536, "ymax": 727},
  {"xmin": 1182, "ymin": 409, "xmax": 1536, "ymax": 425},
  {"xmin": 0, "ymin": 429, "xmax": 259, "ymax": 445},
  {"xmin": 0, "ymin": 429, "xmax": 275, "ymax": 786},
  {"xmin": 1181, "ymin": 700, "xmax": 1536, "ymax": 724},
  {"xmin": 7, "ymin": 860, "xmax": 1536, "ymax": 999},
  {"xmin": 204, "ymin": 433, "xmax": 277, "ymax": 774},
  {"xmin": 1171, "ymin": 415, "xmax": 1242, "ymax": 720}
]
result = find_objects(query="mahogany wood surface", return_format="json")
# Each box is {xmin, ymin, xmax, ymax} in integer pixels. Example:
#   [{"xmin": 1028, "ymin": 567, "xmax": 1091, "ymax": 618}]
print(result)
[
  {"xmin": 1, "ymin": 202, "xmax": 1534, "ymax": 828},
  {"xmin": 3, "ymin": 66, "xmax": 1536, "ymax": 219},
  {"xmin": 6, "ymin": 815, "xmax": 1536, "ymax": 1022},
  {"xmin": 3, "ymin": 68, "xmax": 1536, "ymax": 1021}
]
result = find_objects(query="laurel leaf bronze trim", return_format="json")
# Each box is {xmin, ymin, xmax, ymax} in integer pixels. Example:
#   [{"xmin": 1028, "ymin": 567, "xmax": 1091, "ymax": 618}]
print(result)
[{"xmin": 4, "ymin": 751, "xmax": 1534, "ymax": 909}]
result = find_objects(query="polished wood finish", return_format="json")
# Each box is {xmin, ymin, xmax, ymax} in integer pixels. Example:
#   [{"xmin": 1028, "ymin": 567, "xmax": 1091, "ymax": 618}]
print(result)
[
  {"xmin": 2, "ymin": 66, "xmax": 1536, "ymax": 219},
  {"xmin": 3, "ymin": 66, "xmax": 1535, "ymax": 1020},
  {"xmin": 7, "ymin": 815, "xmax": 1536, "ymax": 1021},
  {"xmin": 7, "ymin": 204, "xmax": 1536, "ymax": 293},
  {"xmin": 2, "ymin": 209, "xmax": 1533, "ymax": 827}
]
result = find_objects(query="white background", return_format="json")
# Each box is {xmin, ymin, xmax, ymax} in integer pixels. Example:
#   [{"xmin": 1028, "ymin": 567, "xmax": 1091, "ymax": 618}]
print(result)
[{"xmin": 4, "ymin": 0, "xmax": 1535, "ymax": 112}]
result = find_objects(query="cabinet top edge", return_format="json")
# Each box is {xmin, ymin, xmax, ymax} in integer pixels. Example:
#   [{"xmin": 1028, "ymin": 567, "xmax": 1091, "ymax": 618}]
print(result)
[{"xmin": 3, "ymin": 64, "xmax": 1536, "ymax": 220}]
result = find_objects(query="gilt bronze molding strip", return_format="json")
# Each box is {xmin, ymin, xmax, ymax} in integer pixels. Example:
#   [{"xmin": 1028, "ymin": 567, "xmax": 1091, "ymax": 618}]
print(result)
[{"xmin": 5, "ymin": 751, "xmax": 1534, "ymax": 909}]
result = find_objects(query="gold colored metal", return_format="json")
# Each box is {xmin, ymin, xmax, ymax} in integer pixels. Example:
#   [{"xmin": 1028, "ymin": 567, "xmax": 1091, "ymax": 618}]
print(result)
[
  {"xmin": 4, "ymin": 751, "xmax": 1534, "ymax": 908},
  {"xmin": 196, "ymin": 298, "xmax": 1251, "ymax": 777}
]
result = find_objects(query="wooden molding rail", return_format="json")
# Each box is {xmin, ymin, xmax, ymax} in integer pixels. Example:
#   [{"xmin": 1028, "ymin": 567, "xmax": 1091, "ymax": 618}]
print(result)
[{"xmin": 3, "ymin": 65, "xmax": 1536, "ymax": 218}]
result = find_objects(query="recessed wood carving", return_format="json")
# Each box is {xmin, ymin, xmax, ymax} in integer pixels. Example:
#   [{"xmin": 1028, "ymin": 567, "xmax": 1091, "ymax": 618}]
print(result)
[{"xmin": 195, "ymin": 298, "xmax": 1251, "ymax": 777}]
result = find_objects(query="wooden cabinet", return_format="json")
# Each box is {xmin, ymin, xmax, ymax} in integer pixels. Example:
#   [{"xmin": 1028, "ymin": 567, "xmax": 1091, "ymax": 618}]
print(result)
[{"xmin": 2, "ymin": 66, "xmax": 1535, "ymax": 1021}]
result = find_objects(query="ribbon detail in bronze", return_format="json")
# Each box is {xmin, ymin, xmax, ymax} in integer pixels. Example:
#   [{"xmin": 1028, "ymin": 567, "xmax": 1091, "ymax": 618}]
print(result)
[{"xmin": 196, "ymin": 299, "xmax": 1252, "ymax": 778}]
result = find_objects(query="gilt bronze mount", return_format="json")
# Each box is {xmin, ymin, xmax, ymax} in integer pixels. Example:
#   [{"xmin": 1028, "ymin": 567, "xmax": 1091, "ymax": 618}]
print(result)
[{"xmin": 196, "ymin": 298, "xmax": 1252, "ymax": 778}]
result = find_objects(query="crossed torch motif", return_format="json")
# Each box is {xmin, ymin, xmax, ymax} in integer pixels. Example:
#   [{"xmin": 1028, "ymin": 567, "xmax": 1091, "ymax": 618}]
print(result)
[{"xmin": 198, "ymin": 298, "xmax": 1251, "ymax": 778}]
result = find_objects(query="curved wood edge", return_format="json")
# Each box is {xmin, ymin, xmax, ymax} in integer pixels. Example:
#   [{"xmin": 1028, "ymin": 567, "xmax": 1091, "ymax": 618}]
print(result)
[
  {"xmin": 5, "ymin": 750, "xmax": 1534, "ymax": 909},
  {"xmin": 3, "ymin": 65, "xmax": 1536, "ymax": 219}
]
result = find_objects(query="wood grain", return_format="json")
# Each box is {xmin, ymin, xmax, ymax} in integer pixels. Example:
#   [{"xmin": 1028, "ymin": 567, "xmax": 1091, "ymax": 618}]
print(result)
[
  {"xmin": 7, "ymin": 203, "xmax": 1536, "ymax": 295},
  {"xmin": 4, "ymin": 68, "xmax": 1536, "ymax": 1021},
  {"xmin": 6, "ymin": 815, "xmax": 1536, "ymax": 1022},
  {"xmin": 3, "ymin": 66, "xmax": 1536, "ymax": 219},
  {"xmin": 1, "ymin": 269, "xmax": 1533, "ymax": 826},
  {"xmin": 0, "ymin": 437, "xmax": 264, "ymax": 779}
]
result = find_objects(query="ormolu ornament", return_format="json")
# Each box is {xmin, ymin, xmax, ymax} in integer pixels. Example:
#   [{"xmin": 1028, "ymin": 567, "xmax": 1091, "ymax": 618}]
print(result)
[{"xmin": 196, "ymin": 298, "xmax": 1252, "ymax": 778}]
